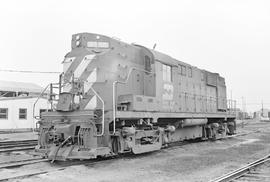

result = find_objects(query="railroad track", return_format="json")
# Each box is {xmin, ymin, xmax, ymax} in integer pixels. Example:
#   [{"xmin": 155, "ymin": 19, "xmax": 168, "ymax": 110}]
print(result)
[
  {"xmin": 0, "ymin": 131, "xmax": 259, "ymax": 181},
  {"xmin": 0, "ymin": 139, "xmax": 37, "ymax": 153},
  {"xmin": 210, "ymin": 154, "xmax": 270, "ymax": 182},
  {"xmin": 0, "ymin": 158, "xmax": 49, "ymax": 169},
  {"xmin": 0, "ymin": 157, "xmax": 117, "ymax": 181}
]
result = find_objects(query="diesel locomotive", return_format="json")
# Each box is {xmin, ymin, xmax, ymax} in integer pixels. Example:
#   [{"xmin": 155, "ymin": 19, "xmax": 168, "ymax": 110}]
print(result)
[{"xmin": 34, "ymin": 33, "xmax": 236, "ymax": 161}]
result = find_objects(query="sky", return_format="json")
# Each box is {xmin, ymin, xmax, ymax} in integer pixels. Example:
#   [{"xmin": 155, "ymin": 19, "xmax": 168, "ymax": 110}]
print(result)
[{"xmin": 0, "ymin": 0, "xmax": 269, "ymax": 112}]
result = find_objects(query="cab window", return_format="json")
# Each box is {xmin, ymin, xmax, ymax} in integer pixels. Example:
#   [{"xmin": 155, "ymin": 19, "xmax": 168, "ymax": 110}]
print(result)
[{"xmin": 162, "ymin": 64, "xmax": 172, "ymax": 82}]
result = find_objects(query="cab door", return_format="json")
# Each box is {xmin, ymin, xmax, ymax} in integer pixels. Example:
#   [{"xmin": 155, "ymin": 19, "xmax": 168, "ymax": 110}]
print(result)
[{"xmin": 143, "ymin": 54, "xmax": 156, "ymax": 97}]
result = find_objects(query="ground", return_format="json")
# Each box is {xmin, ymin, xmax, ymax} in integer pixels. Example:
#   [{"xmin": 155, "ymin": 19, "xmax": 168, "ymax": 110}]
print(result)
[{"xmin": 1, "ymin": 120, "xmax": 270, "ymax": 182}]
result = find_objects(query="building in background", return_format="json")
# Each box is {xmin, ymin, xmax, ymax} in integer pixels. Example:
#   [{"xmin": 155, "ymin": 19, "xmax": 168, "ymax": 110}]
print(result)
[
  {"xmin": 253, "ymin": 108, "xmax": 270, "ymax": 121},
  {"xmin": 235, "ymin": 108, "xmax": 251, "ymax": 120},
  {"xmin": 0, "ymin": 80, "xmax": 45, "ymax": 97},
  {"xmin": 0, "ymin": 81, "xmax": 50, "ymax": 130}
]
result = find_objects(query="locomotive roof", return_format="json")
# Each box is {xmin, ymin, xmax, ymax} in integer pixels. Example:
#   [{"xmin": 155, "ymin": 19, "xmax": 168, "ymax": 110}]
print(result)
[
  {"xmin": 149, "ymin": 49, "xmax": 191, "ymax": 68},
  {"xmin": 148, "ymin": 48, "xmax": 221, "ymax": 77},
  {"xmin": 73, "ymin": 33, "xmax": 219, "ymax": 75}
]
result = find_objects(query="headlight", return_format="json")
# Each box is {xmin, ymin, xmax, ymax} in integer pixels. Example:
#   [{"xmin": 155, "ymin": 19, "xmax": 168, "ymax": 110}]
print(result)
[
  {"xmin": 76, "ymin": 35, "xmax": 80, "ymax": 40},
  {"xmin": 76, "ymin": 41, "xmax": 80, "ymax": 47}
]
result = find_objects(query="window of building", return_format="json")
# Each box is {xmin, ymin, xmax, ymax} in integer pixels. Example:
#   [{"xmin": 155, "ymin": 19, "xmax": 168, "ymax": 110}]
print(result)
[
  {"xmin": 0, "ymin": 108, "xmax": 8, "ymax": 119},
  {"xmin": 0, "ymin": 91, "xmax": 16, "ymax": 97},
  {"xmin": 19, "ymin": 108, "xmax": 27, "ymax": 119},
  {"xmin": 162, "ymin": 64, "xmax": 172, "ymax": 82},
  {"xmin": 181, "ymin": 65, "xmax": 186, "ymax": 76},
  {"xmin": 188, "ymin": 67, "xmax": 192, "ymax": 78},
  {"xmin": 18, "ymin": 92, "xmax": 29, "ymax": 97}
]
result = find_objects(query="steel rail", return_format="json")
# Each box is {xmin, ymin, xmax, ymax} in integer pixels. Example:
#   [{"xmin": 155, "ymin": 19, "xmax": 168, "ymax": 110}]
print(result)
[
  {"xmin": 210, "ymin": 154, "xmax": 270, "ymax": 182},
  {"xmin": 0, "ymin": 142, "xmax": 37, "ymax": 149},
  {"xmin": 0, "ymin": 139, "xmax": 37, "ymax": 144},
  {"xmin": 0, "ymin": 139, "xmax": 38, "ymax": 153},
  {"xmin": 0, "ymin": 146, "xmax": 36, "ymax": 153},
  {"xmin": 0, "ymin": 157, "xmax": 118, "ymax": 181},
  {"xmin": 0, "ymin": 158, "xmax": 49, "ymax": 169}
]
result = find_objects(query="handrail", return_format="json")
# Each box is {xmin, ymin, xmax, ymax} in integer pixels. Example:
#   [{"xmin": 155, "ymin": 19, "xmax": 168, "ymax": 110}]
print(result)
[
  {"xmin": 90, "ymin": 87, "xmax": 105, "ymax": 136},
  {"xmin": 112, "ymin": 67, "xmax": 155, "ymax": 135},
  {"xmin": 112, "ymin": 67, "xmax": 236, "ymax": 134},
  {"xmin": 33, "ymin": 78, "xmax": 105, "ymax": 136},
  {"xmin": 33, "ymin": 83, "xmax": 51, "ymax": 120}
]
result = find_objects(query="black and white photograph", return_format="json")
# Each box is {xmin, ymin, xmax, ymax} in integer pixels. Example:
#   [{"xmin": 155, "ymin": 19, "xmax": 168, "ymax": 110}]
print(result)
[{"xmin": 0, "ymin": 0, "xmax": 270, "ymax": 181}]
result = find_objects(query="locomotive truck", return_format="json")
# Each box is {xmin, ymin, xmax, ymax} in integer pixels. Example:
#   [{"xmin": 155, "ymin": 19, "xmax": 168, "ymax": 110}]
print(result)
[{"xmin": 34, "ymin": 33, "xmax": 236, "ymax": 161}]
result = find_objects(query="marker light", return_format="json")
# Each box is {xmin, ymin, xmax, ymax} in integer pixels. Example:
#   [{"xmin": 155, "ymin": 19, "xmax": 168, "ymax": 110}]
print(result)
[{"xmin": 76, "ymin": 35, "xmax": 80, "ymax": 40}]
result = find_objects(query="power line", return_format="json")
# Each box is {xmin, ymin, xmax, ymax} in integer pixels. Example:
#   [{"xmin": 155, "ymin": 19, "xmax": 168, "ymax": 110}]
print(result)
[
  {"xmin": 0, "ymin": 69, "xmax": 60, "ymax": 74},
  {"xmin": 236, "ymin": 103, "xmax": 270, "ymax": 105}
]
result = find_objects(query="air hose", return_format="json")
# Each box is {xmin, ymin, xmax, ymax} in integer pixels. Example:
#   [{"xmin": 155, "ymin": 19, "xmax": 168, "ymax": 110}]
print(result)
[{"xmin": 51, "ymin": 136, "xmax": 72, "ymax": 163}]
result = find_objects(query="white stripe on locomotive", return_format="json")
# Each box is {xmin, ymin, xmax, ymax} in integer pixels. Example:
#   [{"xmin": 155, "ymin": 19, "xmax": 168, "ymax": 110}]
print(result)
[
  {"xmin": 63, "ymin": 55, "xmax": 96, "ymax": 92},
  {"xmin": 84, "ymin": 68, "xmax": 97, "ymax": 92},
  {"xmin": 85, "ymin": 95, "xmax": 97, "ymax": 109},
  {"xmin": 63, "ymin": 57, "xmax": 76, "ymax": 73},
  {"xmin": 73, "ymin": 54, "xmax": 95, "ymax": 79}
]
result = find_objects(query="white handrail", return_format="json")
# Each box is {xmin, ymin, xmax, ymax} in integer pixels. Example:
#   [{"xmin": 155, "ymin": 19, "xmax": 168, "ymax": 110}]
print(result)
[
  {"xmin": 112, "ymin": 67, "xmax": 154, "ymax": 135},
  {"xmin": 90, "ymin": 87, "xmax": 105, "ymax": 136},
  {"xmin": 33, "ymin": 83, "xmax": 51, "ymax": 119},
  {"xmin": 33, "ymin": 80, "xmax": 105, "ymax": 136}
]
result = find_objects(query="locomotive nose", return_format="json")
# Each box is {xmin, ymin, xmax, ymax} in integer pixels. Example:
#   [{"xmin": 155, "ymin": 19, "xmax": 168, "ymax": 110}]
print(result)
[{"xmin": 72, "ymin": 33, "xmax": 110, "ymax": 50}]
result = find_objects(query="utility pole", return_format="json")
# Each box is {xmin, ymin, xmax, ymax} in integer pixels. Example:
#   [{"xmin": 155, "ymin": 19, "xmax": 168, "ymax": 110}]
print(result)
[
  {"xmin": 261, "ymin": 100, "xmax": 264, "ymax": 117},
  {"xmin": 243, "ymin": 97, "xmax": 246, "ymax": 119},
  {"xmin": 242, "ymin": 97, "xmax": 244, "ymax": 120},
  {"xmin": 229, "ymin": 90, "xmax": 233, "ymax": 112}
]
